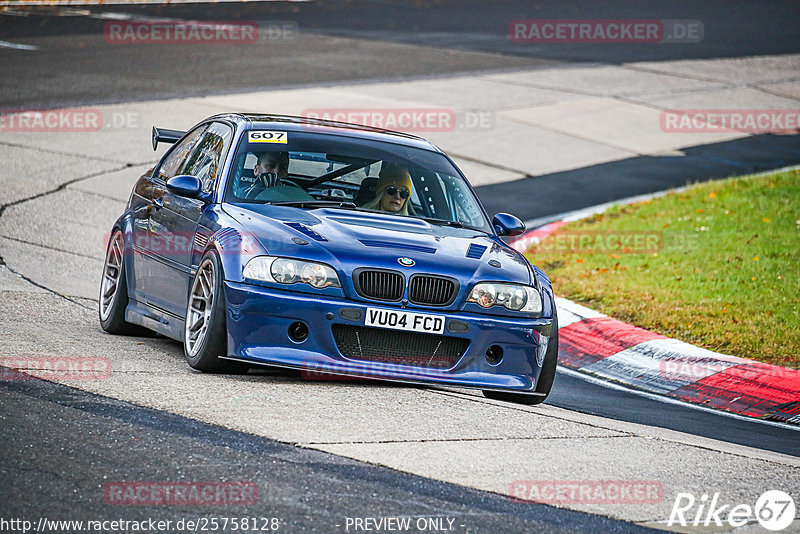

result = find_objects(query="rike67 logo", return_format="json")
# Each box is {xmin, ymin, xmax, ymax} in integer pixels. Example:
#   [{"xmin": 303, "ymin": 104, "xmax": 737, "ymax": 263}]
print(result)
[{"xmin": 668, "ymin": 490, "xmax": 795, "ymax": 531}]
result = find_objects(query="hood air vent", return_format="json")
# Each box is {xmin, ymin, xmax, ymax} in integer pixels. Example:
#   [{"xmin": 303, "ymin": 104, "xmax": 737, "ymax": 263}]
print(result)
[
  {"xmin": 466, "ymin": 244, "xmax": 487, "ymax": 259},
  {"xmin": 284, "ymin": 222, "xmax": 327, "ymax": 242}
]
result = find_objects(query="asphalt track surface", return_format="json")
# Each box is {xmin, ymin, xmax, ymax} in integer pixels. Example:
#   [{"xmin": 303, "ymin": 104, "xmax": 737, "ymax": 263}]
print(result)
[
  {"xmin": 1, "ymin": 373, "xmax": 655, "ymax": 533},
  {"xmin": 1, "ymin": 0, "xmax": 800, "ymax": 108},
  {"xmin": 2, "ymin": 0, "xmax": 799, "ymax": 224},
  {"xmin": 478, "ymin": 134, "xmax": 800, "ymax": 222},
  {"xmin": 1, "ymin": 1, "xmax": 799, "ymax": 531}
]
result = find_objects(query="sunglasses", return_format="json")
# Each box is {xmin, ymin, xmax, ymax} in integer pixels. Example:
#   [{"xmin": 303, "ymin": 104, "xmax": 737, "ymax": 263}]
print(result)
[{"xmin": 384, "ymin": 186, "xmax": 410, "ymax": 199}]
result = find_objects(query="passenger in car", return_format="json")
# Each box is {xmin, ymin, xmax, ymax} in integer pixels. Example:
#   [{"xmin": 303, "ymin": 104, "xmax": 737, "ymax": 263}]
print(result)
[
  {"xmin": 244, "ymin": 151, "xmax": 289, "ymax": 199},
  {"xmin": 361, "ymin": 164, "xmax": 415, "ymax": 215}
]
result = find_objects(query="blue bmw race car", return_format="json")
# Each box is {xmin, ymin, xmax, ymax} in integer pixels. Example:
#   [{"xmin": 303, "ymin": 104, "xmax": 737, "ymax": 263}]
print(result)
[{"xmin": 99, "ymin": 114, "xmax": 558, "ymax": 404}]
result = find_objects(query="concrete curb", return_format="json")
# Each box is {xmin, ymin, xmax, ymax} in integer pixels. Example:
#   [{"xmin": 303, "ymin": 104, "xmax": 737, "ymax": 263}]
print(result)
[{"xmin": 510, "ymin": 215, "xmax": 800, "ymax": 426}]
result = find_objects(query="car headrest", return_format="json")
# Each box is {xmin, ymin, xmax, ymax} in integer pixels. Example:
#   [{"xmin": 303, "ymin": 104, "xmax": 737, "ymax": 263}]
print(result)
[{"xmin": 354, "ymin": 177, "xmax": 379, "ymax": 206}]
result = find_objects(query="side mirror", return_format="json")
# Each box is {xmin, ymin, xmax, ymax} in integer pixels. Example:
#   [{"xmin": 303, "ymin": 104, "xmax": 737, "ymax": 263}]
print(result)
[
  {"xmin": 166, "ymin": 175, "xmax": 204, "ymax": 199},
  {"xmin": 492, "ymin": 213, "xmax": 526, "ymax": 237}
]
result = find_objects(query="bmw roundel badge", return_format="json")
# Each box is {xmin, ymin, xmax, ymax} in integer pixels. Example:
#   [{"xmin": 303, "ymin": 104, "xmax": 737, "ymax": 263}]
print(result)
[{"xmin": 397, "ymin": 257, "xmax": 415, "ymax": 267}]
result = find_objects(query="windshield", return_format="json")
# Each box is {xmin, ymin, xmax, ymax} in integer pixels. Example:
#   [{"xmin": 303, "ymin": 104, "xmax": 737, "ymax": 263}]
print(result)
[{"xmin": 223, "ymin": 130, "xmax": 492, "ymax": 233}]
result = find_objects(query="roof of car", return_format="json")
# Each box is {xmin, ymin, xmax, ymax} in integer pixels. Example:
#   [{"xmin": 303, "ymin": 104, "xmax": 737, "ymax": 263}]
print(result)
[{"xmin": 210, "ymin": 113, "xmax": 443, "ymax": 154}]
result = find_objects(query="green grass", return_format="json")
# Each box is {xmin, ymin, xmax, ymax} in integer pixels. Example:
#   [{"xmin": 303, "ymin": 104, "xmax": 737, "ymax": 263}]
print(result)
[{"xmin": 525, "ymin": 169, "xmax": 800, "ymax": 368}]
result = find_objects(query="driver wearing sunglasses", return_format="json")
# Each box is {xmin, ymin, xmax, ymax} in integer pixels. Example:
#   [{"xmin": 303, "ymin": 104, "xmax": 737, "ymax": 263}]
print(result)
[{"xmin": 362, "ymin": 164, "xmax": 415, "ymax": 216}]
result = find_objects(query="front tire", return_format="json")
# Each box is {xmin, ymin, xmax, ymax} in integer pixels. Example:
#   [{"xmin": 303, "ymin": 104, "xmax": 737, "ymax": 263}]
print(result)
[
  {"xmin": 184, "ymin": 251, "xmax": 248, "ymax": 374},
  {"xmin": 483, "ymin": 311, "xmax": 559, "ymax": 405},
  {"xmin": 99, "ymin": 230, "xmax": 151, "ymax": 336}
]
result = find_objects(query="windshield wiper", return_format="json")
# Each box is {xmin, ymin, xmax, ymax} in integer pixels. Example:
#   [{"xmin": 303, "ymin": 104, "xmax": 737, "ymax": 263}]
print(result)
[
  {"xmin": 421, "ymin": 217, "xmax": 465, "ymax": 228},
  {"xmin": 269, "ymin": 200, "xmax": 358, "ymax": 209},
  {"xmin": 420, "ymin": 217, "xmax": 490, "ymax": 234}
]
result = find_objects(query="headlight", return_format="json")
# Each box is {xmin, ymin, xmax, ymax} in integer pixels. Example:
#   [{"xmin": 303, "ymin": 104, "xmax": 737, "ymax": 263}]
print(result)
[
  {"xmin": 243, "ymin": 256, "xmax": 341, "ymax": 289},
  {"xmin": 467, "ymin": 283, "xmax": 541, "ymax": 313}
]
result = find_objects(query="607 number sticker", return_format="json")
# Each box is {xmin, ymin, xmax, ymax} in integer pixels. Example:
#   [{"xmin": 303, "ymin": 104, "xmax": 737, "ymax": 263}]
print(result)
[{"xmin": 248, "ymin": 131, "xmax": 287, "ymax": 144}]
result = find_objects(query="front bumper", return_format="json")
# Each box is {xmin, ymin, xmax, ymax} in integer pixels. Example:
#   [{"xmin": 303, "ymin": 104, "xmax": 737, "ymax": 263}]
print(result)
[{"xmin": 224, "ymin": 281, "xmax": 554, "ymax": 393}]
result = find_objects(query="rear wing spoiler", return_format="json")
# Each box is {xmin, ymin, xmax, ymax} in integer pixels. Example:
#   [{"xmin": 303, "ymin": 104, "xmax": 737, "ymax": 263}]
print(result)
[{"xmin": 152, "ymin": 126, "xmax": 186, "ymax": 151}]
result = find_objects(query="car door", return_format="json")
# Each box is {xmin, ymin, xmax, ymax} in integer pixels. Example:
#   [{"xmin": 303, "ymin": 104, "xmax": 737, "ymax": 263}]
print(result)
[
  {"xmin": 131, "ymin": 124, "xmax": 208, "ymax": 315},
  {"xmin": 154, "ymin": 121, "xmax": 234, "ymax": 315}
]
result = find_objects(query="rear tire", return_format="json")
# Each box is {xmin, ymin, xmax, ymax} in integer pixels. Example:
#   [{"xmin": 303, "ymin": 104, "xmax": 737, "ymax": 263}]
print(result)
[
  {"xmin": 184, "ymin": 251, "xmax": 249, "ymax": 374},
  {"xmin": 99, "ymin": 230, "xmax": 152, "ymax": 336},
  {"xmin": 483, "ymin": 311, "xmax": 559, "ymax": 405}
]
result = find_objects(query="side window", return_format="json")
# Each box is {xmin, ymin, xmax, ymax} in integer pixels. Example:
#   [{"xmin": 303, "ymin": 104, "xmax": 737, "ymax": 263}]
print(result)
[
  {"xmin": 156, "ymin": 125, "xmax": 208, "ymax": 181},
  {"xmin": 181, "ymin": 122, "xmax": 234, "ymax": 194}
]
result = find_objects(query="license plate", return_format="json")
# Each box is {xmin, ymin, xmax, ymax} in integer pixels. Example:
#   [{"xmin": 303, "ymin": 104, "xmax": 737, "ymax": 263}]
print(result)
[{"xmin": 364, "ymin": 307, "xmax": 445, "ymax": 335}]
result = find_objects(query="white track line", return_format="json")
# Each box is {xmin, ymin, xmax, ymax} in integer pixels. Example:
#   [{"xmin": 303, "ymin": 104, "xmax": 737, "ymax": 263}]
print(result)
[
  {"xmin": 0, "ymin": 40, "xmax": 38, "ymax": 51},
  {"xmin": 559, "ymin": 366, "xmax": 800, "ymax": 432},
  {"xmin": 0, "ymin": 0, "xmax": 309, "ymax": 4}
]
